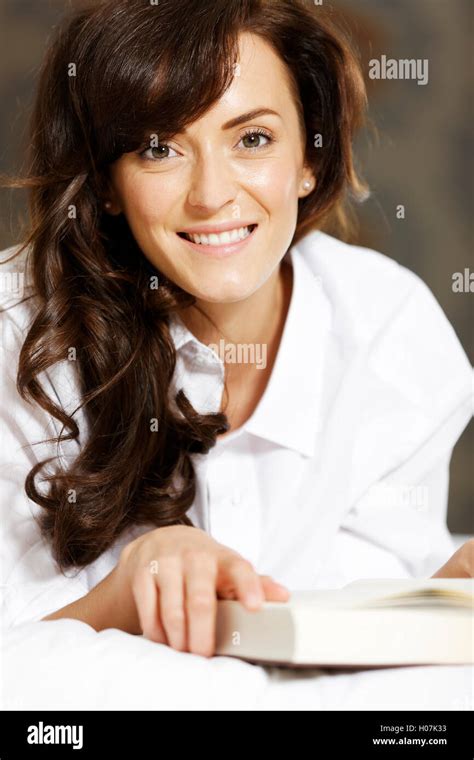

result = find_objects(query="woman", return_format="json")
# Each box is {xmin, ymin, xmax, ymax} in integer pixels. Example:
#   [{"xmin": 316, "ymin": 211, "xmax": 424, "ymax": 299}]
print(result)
[{"xmin": 1, "ymin": 0, "xmax": 472, "ymax": 659}]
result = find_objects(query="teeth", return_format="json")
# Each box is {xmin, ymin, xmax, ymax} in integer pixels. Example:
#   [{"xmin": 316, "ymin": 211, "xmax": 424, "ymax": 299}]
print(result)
[{"xmin": 182, "ymin": 226, "xmax": 254, "ymax": 246}]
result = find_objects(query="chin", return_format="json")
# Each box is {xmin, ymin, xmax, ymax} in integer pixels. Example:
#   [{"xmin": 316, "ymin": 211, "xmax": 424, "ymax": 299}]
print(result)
[
  {"xmin": 184, "ymin": 273, "xmax": 256, "ymax": 304},
  {"xmin": 193, "ymin": 284, "xmax": 255, "ymax": 304}
]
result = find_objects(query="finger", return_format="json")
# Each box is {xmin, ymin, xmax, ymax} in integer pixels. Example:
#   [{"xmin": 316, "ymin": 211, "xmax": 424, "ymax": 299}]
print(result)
[
  {"xmin": 217, "ymin": 574, "xmax": 289, "ymax": 601},
  {"xmin": 184, "ymin": 553, "xmax": 218, "ymax": 658},
  {"xmin": 431, "ymin": 540, "xmax": 474, "ymax": 578},
  {"xmin": 432, "ymin": 559, "xmax": 470, "ymax": 578},
  {"xmin": 259, "ymin": 575, "xmax": 291, "ymax": 602},
  {"xmin": 218, "ymin": 557, "xmax": 264, "ymax": 611},
  {"xmin": 156, "ymin": 557, "xmax": 187, "ymax": 651},
  {"xmin": 132, "ymin": 567, "xmax": 167, "ymax": 644},
  {"xmin": 459, "ymin": 539, "xmax": 474, "ymax": 576}
]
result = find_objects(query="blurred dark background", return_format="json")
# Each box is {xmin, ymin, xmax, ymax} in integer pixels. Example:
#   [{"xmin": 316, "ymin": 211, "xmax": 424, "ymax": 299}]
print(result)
[{"xmin": 0, "ymin": 0, "xmax": 472, "ymax": 533}]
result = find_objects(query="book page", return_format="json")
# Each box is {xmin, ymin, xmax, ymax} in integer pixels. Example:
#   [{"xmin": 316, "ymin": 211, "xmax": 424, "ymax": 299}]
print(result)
[
  {"xmin": 342, "ymin": 578, "xmax": 474, "ymax": 608},
  {"xmin": 280, "ymin": 579, "xmax": 474, "ymax": 611}
]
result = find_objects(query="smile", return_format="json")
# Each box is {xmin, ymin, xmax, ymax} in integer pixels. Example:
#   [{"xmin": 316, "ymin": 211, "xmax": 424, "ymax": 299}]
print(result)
[
  {"xmin": 178, "ymin": 224, "xmax": 257, "ymax": 247},
  {"xmin": 176, "ymin": 223, "xmax": 259, "ymax": 258}
]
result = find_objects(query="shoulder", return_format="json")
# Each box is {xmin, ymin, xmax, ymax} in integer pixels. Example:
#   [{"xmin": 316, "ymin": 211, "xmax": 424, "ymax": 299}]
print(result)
[
  {"xmin": 0, "ymin": 244, "xmax": 83, "ymax": 421},
  {"xmin": 295, "ymin": 230, "xmax": 441, "ymax": 343},
  {"xmin": 0, "ymin": 244, "xmax": 42, "ymax": 392},
  {"xmin": 296, "ymin": 231, "xmax": 472, "ymax": 410},
  {"xmin": 0, "ymin": 243, "xmax": 39, "ymax": 338}
]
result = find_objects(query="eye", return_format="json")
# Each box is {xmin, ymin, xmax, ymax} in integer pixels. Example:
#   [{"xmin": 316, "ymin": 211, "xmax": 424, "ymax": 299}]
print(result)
[
  {"xmin": 237, "ymin": 128, "xmax": 273, "ymax": 151},
  {"xmin": 139, "ymin": 143, "xmax": 179, "ymax": 161}
]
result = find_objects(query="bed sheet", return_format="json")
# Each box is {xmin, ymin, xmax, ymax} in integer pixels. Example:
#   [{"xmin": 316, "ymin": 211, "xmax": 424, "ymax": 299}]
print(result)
[{"xmin": 2, "ymin": 619, "xmax": 472, "ymax": 711}]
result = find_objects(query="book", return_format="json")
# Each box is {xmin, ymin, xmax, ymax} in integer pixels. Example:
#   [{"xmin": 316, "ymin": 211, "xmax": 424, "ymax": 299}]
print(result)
[{"xmin": 214, "ymin": 578, "xmax": 474, "ymax": 668}]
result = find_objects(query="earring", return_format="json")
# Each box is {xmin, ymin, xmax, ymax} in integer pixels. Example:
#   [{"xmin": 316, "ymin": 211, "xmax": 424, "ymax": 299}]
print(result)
[
  {"xmin": 104, "ymin": 201, "xmax": 112, "ymax": 210},
  {"xmin": 303, "ymin": 180, "xmax": 312, "ymax": 191}
]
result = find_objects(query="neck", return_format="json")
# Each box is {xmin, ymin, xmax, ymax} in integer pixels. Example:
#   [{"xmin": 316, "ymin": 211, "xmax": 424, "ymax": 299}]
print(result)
[{"xmin": 177, "ymin": 257, "xmax": 293, "ymax": 363}]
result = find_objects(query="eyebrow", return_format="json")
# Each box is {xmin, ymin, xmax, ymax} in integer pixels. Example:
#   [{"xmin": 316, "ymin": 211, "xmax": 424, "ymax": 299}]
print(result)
[{"xmin": 221, "ymin": 108, "xmax": 281, "ymax": 130}]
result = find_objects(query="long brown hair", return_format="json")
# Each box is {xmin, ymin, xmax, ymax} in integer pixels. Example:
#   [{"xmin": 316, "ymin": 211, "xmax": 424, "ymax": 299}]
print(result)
[{"xmin": 1, "ymin": 0, "xmax": 368, "ymax": 571}]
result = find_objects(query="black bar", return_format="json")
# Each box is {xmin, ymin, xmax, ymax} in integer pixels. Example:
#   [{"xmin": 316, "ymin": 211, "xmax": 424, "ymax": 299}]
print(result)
[{"xmin": 0, "ymin": 710, "xmax": 472, "ymax": 756}]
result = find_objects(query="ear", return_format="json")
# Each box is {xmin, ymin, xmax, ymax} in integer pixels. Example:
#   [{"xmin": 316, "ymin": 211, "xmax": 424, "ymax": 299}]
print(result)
[
  {"xmin": 101, "ymin": 176, "xmax": 123, "ymax": 216},
  {"xmin": 297, "ymin": 167, "xmax": 317, "ymax": 199},
  {"xmin": 102, "ymin": 199, "xmax": 122, "ymax": 216}
]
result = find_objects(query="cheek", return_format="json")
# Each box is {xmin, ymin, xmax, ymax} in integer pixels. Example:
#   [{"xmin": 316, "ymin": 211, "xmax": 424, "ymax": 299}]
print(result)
[
  {"xmin": 242, "ymin": 161, "xmax": 301, "ymax": 213},
  {"xmin": 119, "ymin": 174, "xmax": 172, "ymax": 227}
]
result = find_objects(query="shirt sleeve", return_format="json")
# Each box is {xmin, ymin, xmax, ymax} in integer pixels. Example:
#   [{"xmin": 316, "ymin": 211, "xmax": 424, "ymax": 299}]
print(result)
[
  {"xmin": 340, "ymin": 265, "xmax": 473, "ymax": 579},
  {"xmin": 0, "ymin": 304, "xmax": 90, "ymax": 630}
]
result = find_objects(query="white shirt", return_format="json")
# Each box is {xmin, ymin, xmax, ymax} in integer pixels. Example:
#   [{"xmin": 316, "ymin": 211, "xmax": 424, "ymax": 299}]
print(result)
[{"xmin": 1, "ymin": 231, "xmax": 472, "ymax": 629}]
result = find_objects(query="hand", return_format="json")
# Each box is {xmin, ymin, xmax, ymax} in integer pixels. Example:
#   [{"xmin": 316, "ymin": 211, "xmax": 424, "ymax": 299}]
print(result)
[
  {"xmin": 115, "ymin": 525, "xmax": 290, "ymax": 657},
  {"xmin": 430, "ymin": 538, "xmax": 474, "ymax": 578}
]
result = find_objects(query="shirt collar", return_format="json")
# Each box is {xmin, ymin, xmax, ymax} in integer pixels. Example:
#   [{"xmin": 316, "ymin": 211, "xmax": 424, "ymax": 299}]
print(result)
[{"xmin": 168, "ymin": 235, "xmax": 332, "ymax": 457}]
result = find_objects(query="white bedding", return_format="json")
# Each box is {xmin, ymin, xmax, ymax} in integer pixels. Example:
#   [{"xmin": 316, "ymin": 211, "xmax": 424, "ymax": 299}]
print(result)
[{"xmin": 2, "ymin": 618, "xmax": 472, "ymax": 711}]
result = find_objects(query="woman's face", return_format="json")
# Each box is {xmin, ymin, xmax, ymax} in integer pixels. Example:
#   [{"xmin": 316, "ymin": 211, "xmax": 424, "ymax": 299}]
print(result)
[{"xmin": 107, "ymin": 32, "xmax": 315, "ymax": 304}]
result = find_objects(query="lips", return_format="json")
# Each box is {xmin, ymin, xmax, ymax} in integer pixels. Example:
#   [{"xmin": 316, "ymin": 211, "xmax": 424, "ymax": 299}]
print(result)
[{"xmin": 177, "ymin": 224, "xmax": 258, "ymax": 247}]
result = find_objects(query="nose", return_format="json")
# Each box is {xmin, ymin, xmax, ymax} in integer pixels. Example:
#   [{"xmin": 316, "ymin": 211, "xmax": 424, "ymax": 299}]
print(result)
[{"xmin": 186, "ymin": 151, "xmax": 238, "ymax": 213}]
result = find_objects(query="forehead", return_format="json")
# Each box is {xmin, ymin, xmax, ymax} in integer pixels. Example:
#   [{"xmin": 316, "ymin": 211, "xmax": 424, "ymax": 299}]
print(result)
[
  {"xmin": 235, "ymin": 32, "xmax": 293, "ymax": 87},
  {"xmin": 195, "ymin": 32, "xmax": 298, "ymax": 125}
]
